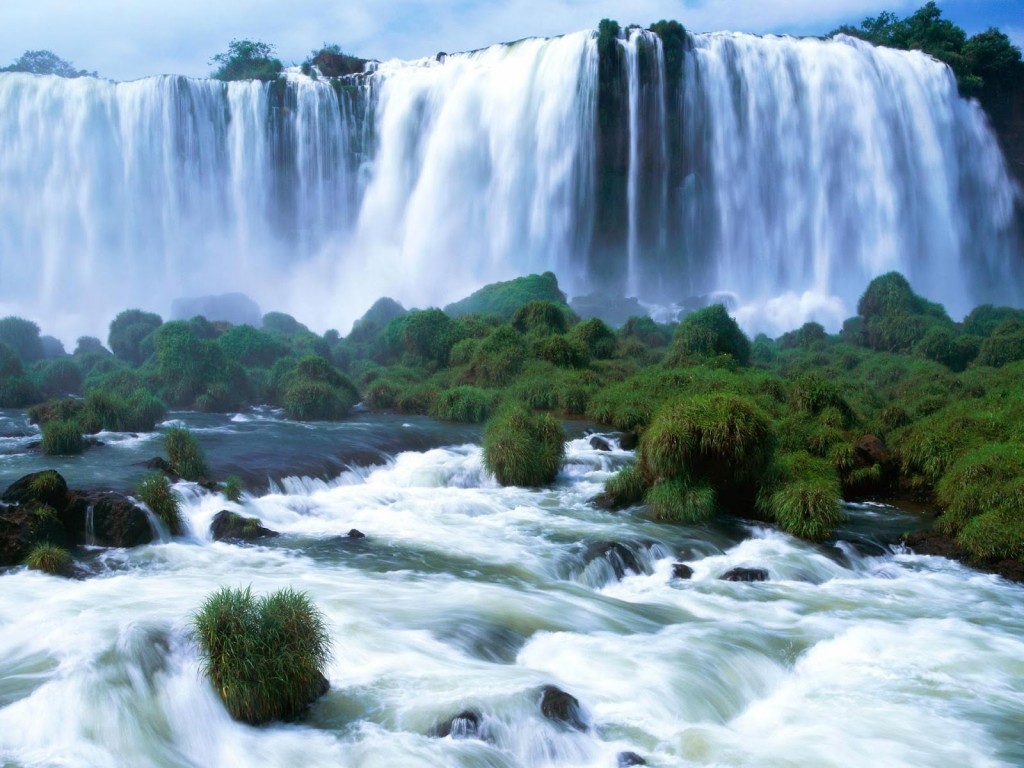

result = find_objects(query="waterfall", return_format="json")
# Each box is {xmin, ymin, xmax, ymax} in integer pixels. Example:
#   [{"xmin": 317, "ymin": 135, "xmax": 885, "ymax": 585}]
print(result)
[{"xmin": 0, "ymin": 28, "xmax": 1018, "ymax": 341}]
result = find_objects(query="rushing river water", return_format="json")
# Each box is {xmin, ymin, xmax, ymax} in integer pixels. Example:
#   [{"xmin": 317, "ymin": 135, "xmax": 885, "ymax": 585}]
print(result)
[{"xmin": 1, "ymin": 411, "xmax": 1022, "ymax": 767}]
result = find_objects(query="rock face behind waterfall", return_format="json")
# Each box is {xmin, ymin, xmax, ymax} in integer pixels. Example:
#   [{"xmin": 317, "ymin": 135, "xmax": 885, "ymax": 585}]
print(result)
[{"xmin": 0, "ymin": 472, "xmax": 155, "ymax": 564}]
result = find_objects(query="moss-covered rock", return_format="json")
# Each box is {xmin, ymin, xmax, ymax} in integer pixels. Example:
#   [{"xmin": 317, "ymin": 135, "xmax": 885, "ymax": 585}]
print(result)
[{"xmin": 444, "ymin": 272, "xmax": 566, "ymax": 320}]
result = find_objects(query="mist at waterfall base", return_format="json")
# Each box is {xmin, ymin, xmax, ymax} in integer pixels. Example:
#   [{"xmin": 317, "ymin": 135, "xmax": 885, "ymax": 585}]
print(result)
[
  {"xmin": 1, "ymin": 408, "xmax": 1023, "ymax": 767},
  {"xmin": 1, "ymin": 29, "xmax": 1020, "ymax": 345}
]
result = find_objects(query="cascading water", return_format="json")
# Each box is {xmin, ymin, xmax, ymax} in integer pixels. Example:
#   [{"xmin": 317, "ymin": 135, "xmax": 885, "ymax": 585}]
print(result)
[{"xmin": 0, "ymin": 28, "xmax": 1018, "ymax": 342}]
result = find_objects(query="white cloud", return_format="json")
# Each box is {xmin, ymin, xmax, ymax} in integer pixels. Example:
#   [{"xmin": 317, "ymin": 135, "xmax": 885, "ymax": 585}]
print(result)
[{"xmin": 0, "ymin": 0, "xmax": 933, "ymax": 81}]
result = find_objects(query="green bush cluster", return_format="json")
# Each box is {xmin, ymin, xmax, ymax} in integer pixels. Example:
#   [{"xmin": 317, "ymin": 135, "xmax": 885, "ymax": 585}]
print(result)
[
  {"xmin": 194, "ymin": 586, "xmax": 331, "ymax": 724},
  {"xmin": 41, "ymin": 419, "xmax": 83, "ymax": 456},
  {"xmin": 165, "ymin": 427, "xmax": 210, "ymax": 481},
  {"xmin": 137, "ymin": 473, "xmax": 185, "ymax": 535},
  {"xmin": 482, "ymin": 403, "xmax": 565, "ymax": 486}
]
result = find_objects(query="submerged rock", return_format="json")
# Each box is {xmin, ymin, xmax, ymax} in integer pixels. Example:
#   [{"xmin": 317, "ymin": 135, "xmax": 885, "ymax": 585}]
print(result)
[
  {"xmin": 539, "ymin": 685, "xmax": 588, "ymax": 731},
  {"xmin": 210, "ymin": 510, "xmax": 279, "ymax": 542},
  {"xmin": 617, "ymin": 752, "xmax": 647, "ymax": 767},
  {"xmin": 63, "ymin": 491, "xmax": 155, "ymax": 548},
  {"xmin": 672, "ymin": 563, "xmax": 694, "ymax": 580},
  {"xmin": 721, "ymin": 567, "xmax": 769, "ymax": 582},
  {"xmin": 432, "ymin": 710, "xmax": 482, "ymax": 739}
]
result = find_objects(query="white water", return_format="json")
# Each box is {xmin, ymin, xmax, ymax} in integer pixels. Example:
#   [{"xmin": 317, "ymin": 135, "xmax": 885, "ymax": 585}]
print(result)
[
  {"xmin": 1, "ymin": 437, "xmax": 1022, "ymax": 767},
  {"xmin": 0, "ymin": 29, "xmax": 1019, "ymax": 342}
]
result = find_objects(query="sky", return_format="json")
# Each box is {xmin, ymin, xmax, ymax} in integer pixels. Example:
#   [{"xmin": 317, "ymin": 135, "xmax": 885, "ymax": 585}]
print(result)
[{"xmin": 0, "ymin": 0, "xmax": 1021, "ymax": 81}]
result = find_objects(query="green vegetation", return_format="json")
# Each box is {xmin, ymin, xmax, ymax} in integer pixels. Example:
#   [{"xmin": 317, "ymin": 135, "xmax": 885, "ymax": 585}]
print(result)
[
  {"xmin": 665, "ymin": 305, "xmax": 751, "ymax": 366},
  {"xmin": 41, "ymin": 419, "xmax": 83, "ymax": 456},
  {"xmin": 24, "ymin": 543, "xmax": 73, "ymax": 575},
  {"xmin": 210, "ymin": 39, "xmax": 283, "ymax": 82},
  {"xmin": 832, "ymin": 2, "xmax": 1022, "ymax": 98},
  {"xmin": 482, "ymin": 403, "xmax": 565, "ymax": 486},
  {"xmin": 223, "ymin": 476, "xmax": 245, "ymax": 503},
  {"xmin": 444, "ymin": 272, "xmax": 566, "ymax": 319},
  {"xmin": 165, "ymin": 427, "xmax": 209, "ymax": 481},
  {"xmin": 0, "ymin": 316, "xmax": 44, "ymax": 362},
  {"xmin": 193, "ymin": 586, "xmax": 331, "ymax": 724},
  {"xmin": 2, "ymin": 50, "xmax": 95, "ymax": 78},
  {"xmin": 137, "ymin": 473, "xmax": 184, "ymax": 535}
]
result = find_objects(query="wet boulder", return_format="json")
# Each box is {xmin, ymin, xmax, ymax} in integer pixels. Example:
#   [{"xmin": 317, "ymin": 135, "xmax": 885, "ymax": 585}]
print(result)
[
  {"xmin": 721, "ymin": 567, "xmax": 769, "ymax": 582},
  {"xmin": 672, "ymin": 563, "xmax": 694, "ymax": 580},
  {"xmin": 432, "ymin": 710, "xmax": 482, "ymax": 739},
  {"xmin": 589, "ymin": 435, "xmax": 612, "ymax": 452},
  {"xmin": 0, "ymin": 505, "xmax": 69, "ymax": 566},
  {"xmin": 540, "ymin": 685, "xmax": 588, "ymax": 732},
  {"xmin": 3, "ymin": 470, "xmax": 68, "ymax": 509},
  {"xmin": 617, "ymin": 752, "xmax": 647, "ymax": 767},
  {"xmin": 618, "ymin": 431, "xmax": 638, "ymax": 451},
  {"xmin": 210, "ymin": 511, "xmax": 278, "ymax": 542},
  {"xmin": 855, "ymin": 434, "xmax": 891, "ymax": 468},
  {"xmin": 347, "ymin": 528, "xmax": 366, "ymax": 539},
  {"xmin": 584, "ymin": 541, "xmax": 643, "ymax": 580},
  {"xmin": 62, "ymin": 491, "xmax": 155, "ymax": 548}
]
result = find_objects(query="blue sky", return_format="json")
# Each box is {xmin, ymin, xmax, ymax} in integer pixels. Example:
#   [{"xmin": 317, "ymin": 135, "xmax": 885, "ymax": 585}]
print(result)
[{"xmin": 1, "ymin": 0, "xmax": 1021, "ymax": 81}]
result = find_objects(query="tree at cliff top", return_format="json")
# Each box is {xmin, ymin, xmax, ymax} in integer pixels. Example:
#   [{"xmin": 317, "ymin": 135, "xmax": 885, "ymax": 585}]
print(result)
[
  {"xmin": 2, "ymin": 50, "xmax": 96, "ymax": 78},
  {"xmin": 210, "ymin": 40, "xmax": 283, "ymax": 82}
]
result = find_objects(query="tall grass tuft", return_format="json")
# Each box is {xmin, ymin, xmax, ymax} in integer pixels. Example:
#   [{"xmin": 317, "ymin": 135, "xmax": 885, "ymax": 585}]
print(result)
[
  {"xmin": 24, "ymin": 543, "xmax": 72, "ymax": 576},
  {"xmin": 165, "ymin": 426, "xmax": 209, "ymax": 481},
  {"xmin": 137, "ymin": 472, "xmax": 184, "ymax": 535},
  {"xmin": 482, "ymin": 403, "xmax": 565, "ymax": 486},
  {"xmin": 194, "ymin": 586, "xmax": 331, "ymax": 725}
]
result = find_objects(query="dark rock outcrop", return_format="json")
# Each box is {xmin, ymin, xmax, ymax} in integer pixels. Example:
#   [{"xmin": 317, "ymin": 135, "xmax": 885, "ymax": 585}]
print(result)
[
  {"xmin": 855, "ymin": 434, "xmax": 891, "ymax": 468},
  {"xmin": 584, "ymin": 541, "xmax": 642, "ymax": 580},
  {"xmin": 722, "ymin": 567, "xmax": 769, "ymax": 582},
  {"xmin": 539, "ymin": 685, "xmax": 588, "ymax": 732},
  {"xmin": 589, "ymin": 435, "xmax": 612, "ymax": 452},
  {"xmin": 347, "ymin": 528, "xmax": 366, "ymax": 539},
  {"xmin": 3, "ymin": 470, "xmax": 68, "ymax": 509},
  {"xmin": 672, "ymin": 563, "xmax": 694, "ymax": 580},
  {"xmin": 62, "ymin": 491, "xmax": 155, "ymax": 548},
  {"xmin": 618, "ymin": 431, "xmax": 638, "ymax": 451},
  {"xmin": 0, "ymin": 505, "xmax": 69, "ymax": 566},
  {"xmin": 210, "ymin": 510, "xmax": 278, "ymax": 542}
]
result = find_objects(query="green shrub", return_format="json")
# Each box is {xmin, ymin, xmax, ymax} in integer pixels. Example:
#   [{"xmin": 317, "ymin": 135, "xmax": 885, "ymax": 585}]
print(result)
[
  {"xmin": 166, "ymin": 426, "xmax": 209, "ymax": 481},
  {"xmin": 41, "ymin": 419, "xmax": 83, "ymax": 456},
  {"xmin": 384, "ymin": 309, "xmax": 454, "ymax": 366},
  {"xmin": 757, "ymin": 452, "xmax": 843, "ymax": 540},
  {"xmin": 469, "ymin": 326, "xmax": 527, "ymax": 387},
  {"xmin": 961, "ymin": 304, "xmax": 1024, "ymax": 337},
  {"xmin": 0, "ymin": 316, "xmax": 44, "ymax": 362},
  {"xmin": 210, "ymin": 39, "xmax": 283, "ymax": 81},
  {"xmin": 665, "ymin": 305, "xmax": 750, "ymax": 366},
  {"xmin": 913, "ymin": 326, "xmax": 979, "ymax": 371},
  {"xmin": 223, "ymin": 476, "xmax": 244, "ymax": 503},
  {"xmin": 84, "ymin": 389, "xmax": 165, "ymax": 432},
  {"xmin": 430, "ymin": 386, "xmax": 499, "ymax": 423},
  {"xmin": 788, "ymin": 373, "xmax": 854, "ymax": 425},
  {"xmin": 602, "ymin": 464, "xmax": 648, "ymax": 508},
  {"xmin": 0, "ymin": 374, "xmax": 40, "ymax": 408},
  {"xmin": 108, "ymin": 309, "xmax": 162, "ymax": 365},
  {"xmin": 137, "ymin": 472, "xmax": 184, "ymax": 535},
  {"xmin": 281, "ymin": 356, "xmax": 359, "ymax": 420},
  {"xmin": 510, "ymin": 301, "xmax": 570, "ymax": 337},
  {"xmin": 620, "ymin": 316, "xmax": 672, "ymax": 348},
  {"xmin": 645, "ymin": 477, "xmax": 717, "ymax": 523},
  {"xmin": 32, "ymin": 358, "xmax": 83, "ymax": 398},
  {"xmin": 569, "ymin": 318, "xmax": 616, "ymax": 359},
  {"xmin": 482, "ymin": 403, "xmax": 565, "ymax": 486},
  {"xmin": 958, "ymin": 509, "xmax": 1024, "ymax": 561},
  {"xmin": 974, "ymin": 319, "xmax": 1024, "ymax": 368},
  {"xmin": 24, "ymin": 543, "xmax": 72, "ymax": 576},
  {"xmin": 444, "ymin": 272, "xmax": 566, "ymax": 320},
  {"xmin": 193, "ymin": 587, "xmax": 331, "ymax": 724},
  {"xmin": 639, "ymin": 393, "xmax": 774, "ymax": 488},
  {"xmin": 934, "ymin": 443, "xmax": 1024, "ymax": 534},
  {"xmin": 857, "ymin": 272, "xmax": 947, "ymax": 322},
  {"xmin": 218, "ymin": 325, "xmax": 291, "ymax": 368},
  {"xmin": 531, "ymin": 335, "xmax": 589, "ymax": 368}
]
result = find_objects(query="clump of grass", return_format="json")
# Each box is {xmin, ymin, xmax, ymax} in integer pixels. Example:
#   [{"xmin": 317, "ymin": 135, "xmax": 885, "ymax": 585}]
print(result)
[
  {"xmin": 137, "ymin": 472, "xmax": 184, "ymax": 535},
  {"xmin": 430, "ymin": 386, "xmax": 499, "ymax": 423},
  {"xmin": 645, "ymin": 477, "xmax": 717, "ymax": 523},
  {"xmin": 193, "ymin": 586, "xmax": 332, "ymax": 725},
  {"xmin": 482, "ymin": 403, "xmax": 565, "ymax": 486},
  {"xmin": 757, "ymin": 452, "xmax": 843, "ymax": 540},
  {"xmin": 165, "ymin": 426, "xmax": 209, "ymax": 481},
  {"xmin": 601, "ymin": 464, "xmax": 648, "ymax": 508},
  {"xmin": 223, "ymin": 476, "xmax": 244, "ymax": 503},
  {"xmin": 24, "ymin": 543, "xmax": 72, "ymax": 576},
  {"xmin": 41, "ymin": 419, "xmax": 83, "ymax": 456},
  {"xmin": 27, "ymin": 470, "xmax": 67, "ymax": 507}
]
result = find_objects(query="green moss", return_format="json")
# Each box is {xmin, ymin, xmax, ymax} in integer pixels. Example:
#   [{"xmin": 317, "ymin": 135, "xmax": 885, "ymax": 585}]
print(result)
[
  {"xmin": 444, "ymin": 272, "xmax": 566, "ymax": 320},
  {"xmin": 665, "ymin": 305, "xmax": 751, "ymax": 366},
  {"xmin": 193, "ymin": 586, "xmax": 331, "ymax": 725},
  {"xmin": 482, "ymin": 403, "xmax": 565, "ymax": 486},
  {"xmin": 757, "ymin": 452, "xmax": 843, "ymax": 540},
  {"xmin": 645, "ymin": 477, "xmax": 717, "ymax": 523},
  {"xmin": 137, "ymin": 472, "xmax": 184, "ymax": 535},
  {"xmin": 165, "ymin": 426, "xmax": 209, "ymax": 481},
  {"xmin": 24, "ymin": 543, "xmax": 72, "ymax": 575},
  {"xmin": 41, "ymin": 420, "xmax": 83, "ymax": 456}
]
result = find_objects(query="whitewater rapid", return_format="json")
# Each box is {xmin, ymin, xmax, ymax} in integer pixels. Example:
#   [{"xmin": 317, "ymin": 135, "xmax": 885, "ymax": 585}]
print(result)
[
  {"xmin": 0, "ymin": 28, "xmax": 1019, "ymax": 343},
  {"xmin": 1, "ymin": 425, "xmax": 1022, "ymax": 767}
]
